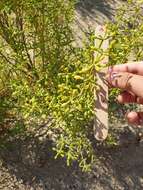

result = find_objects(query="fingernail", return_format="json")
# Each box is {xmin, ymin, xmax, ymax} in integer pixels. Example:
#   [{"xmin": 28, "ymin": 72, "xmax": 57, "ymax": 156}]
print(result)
[{"xmin": 110, "ymin": 72, "xmax": 121, "ymax": 81}]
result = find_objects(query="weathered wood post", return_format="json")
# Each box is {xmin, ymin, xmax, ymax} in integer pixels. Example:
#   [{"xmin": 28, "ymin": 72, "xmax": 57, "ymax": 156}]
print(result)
[{"xmin": 94, "ymin": 26, "xmax": 109, "ymax": 141}]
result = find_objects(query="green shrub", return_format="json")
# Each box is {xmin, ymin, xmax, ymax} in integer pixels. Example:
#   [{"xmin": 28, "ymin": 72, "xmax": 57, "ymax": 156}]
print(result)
[
  {"xmin": 0, "ymin": 0, "xmax": 96, "ymax": 171},
  {"xmin": 0, "ymin": 0, "xmax": 143, "ymax": 171}
]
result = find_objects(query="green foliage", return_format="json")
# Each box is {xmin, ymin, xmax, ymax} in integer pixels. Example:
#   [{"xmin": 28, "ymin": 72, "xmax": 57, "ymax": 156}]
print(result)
[
  {"xmin": 108, "ymin": 0, "xmax": 143, "ymax": 119},
  {"xmin": 0, "ymin": 0, "xmax": 143, "ymax": 171},
  {"xmin": 108, "ymin": 0, "xmax": 143, "ymax": 65},
  {"xmin": 0, "ymin": 0, "xmax": 96, "ymax": 171}
]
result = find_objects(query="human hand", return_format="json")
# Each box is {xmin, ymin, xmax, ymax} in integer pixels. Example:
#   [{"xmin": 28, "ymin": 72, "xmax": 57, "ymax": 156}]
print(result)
[{"xmin": 107, "ymin": 62, "xmax": 143, "ymax": 125}]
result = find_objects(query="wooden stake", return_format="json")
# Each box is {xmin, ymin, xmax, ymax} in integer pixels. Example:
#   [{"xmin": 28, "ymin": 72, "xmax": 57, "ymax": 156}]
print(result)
[{"xmin": 94, "ymin": 26, "xmax": 109, "ymax": 141}]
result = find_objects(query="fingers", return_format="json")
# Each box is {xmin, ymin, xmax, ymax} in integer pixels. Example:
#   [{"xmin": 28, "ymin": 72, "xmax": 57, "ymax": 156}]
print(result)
[
  {"xmin": 109, "ymin": 62, "xmax": 143, "ymax": 75},
  {"xmin": 107, "ymin": 72, "xmax": 143, "ymax": 98},
  {"xmin": 126, "ymin": 112, "xmax": 143, "ymax": 125},
  {"xmin": 117, "ymin": 93, "xmax": 143, "ymax": 125},
  {"xmin": 117, "ymin": 91, "xmax": 143, "ymax": 104},
  {"xmin": 107, "ymin": 62, "xmax": 143, "ymax": 126}
]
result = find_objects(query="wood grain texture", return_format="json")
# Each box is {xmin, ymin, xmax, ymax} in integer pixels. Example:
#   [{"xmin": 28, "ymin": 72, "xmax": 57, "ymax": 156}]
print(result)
[{"xmin": 94, "ymin": 26, "xmax": 109, "ymax": 141}]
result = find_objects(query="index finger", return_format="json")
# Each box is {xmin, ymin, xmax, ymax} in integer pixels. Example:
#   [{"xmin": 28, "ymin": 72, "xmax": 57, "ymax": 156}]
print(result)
[{"xmin": 110, "ymin": 62, "xmax": 143, "ymax": 75}]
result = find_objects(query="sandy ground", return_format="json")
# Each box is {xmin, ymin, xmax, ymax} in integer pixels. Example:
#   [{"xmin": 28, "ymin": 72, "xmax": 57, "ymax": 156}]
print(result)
[
  {"xmin": 0, "ymin": 122, "xmax": 143, "ymax": 190},
  {"xmin": 74, "ymin": 0, "xmax": 123, "ymax": 44},
  {"xmin": 1, "ymin": 1, "xmax": 143, "ymax": 190}
]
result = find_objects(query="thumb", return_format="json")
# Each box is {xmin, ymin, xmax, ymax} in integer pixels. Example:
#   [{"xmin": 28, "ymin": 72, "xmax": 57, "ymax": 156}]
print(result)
[{"xmin": 108, "ymin": 72, "xmax": 143, "ymax": 98}]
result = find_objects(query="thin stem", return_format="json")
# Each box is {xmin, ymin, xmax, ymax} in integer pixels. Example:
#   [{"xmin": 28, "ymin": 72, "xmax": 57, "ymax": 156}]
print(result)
[{"xmin": 41, "ymin": 1, "xmax": 46, "ymax": 69}]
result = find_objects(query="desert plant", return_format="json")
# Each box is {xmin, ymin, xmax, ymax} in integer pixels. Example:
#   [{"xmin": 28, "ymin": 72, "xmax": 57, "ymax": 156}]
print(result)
[{"xmin": 0, "ymin": 0, "xmax": 96, "ymax": 171}]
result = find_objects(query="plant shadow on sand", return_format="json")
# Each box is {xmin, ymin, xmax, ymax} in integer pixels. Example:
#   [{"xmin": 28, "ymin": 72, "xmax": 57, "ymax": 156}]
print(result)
[
  {"xmin": 76, "ymin": 0, "xmax": 116, "ymax": 21},
  {"xmin": 0, "ymin": 124, "xmax": 143, "ymax": 190},
  {"xmin": 74, "ymin": 0, "xmax": 119, "ymax": 45}
]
